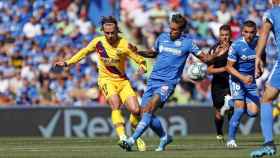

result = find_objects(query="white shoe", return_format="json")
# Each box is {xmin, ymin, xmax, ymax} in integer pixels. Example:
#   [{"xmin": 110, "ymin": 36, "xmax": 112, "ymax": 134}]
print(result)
[
  {"xmin": 216, "ymin": 135, "xmax": 224, "ymax": 143},
  {"xmin": 220, "ymin": 95, "xmax": 231, "ymax": 116},
  {"xmin": 226, "ymin": 140, "xmax": 238, "ymax": 148}
]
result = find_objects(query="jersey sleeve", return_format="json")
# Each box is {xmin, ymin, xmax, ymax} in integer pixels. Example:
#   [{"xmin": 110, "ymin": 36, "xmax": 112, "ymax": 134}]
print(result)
[
  {"xmin": 66, "ymin": 37, "xmax": 98, "ymax": 65},
  {"xmin": 153, "ymin": 35, "xmax": 161, "ymax": 52},
  {"xmin": 190, "ymin": 41, "xmax": 202, "ymax": 56},
  {"xmin": 263, "ymin": 10, "xmax": 273, "ymax": 24},
  {"xmin": 124, "ymin": 42, "xmax": 146, "ymax": 67},
  {"xmin": 227, "ymin": 44, "xmax": 238, "ymax": 62}
]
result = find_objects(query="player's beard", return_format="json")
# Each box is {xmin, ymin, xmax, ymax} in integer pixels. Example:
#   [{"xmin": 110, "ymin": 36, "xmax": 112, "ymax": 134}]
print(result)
[
  {"xmin": 170, "ymin": 33, "xmax": 181, "ymax": 41},
  {"xmin": 106, "ymin": 36, "xmax": 118, "ymax": 45}
]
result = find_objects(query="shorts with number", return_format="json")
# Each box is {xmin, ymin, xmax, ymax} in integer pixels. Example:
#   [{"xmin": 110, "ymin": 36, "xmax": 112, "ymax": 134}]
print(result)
[
  {"xmin": 141, "ymin": 79, "xmax": 175, "ymax": 108},
  {"xmin": 98, "ymin": 78, "xmax": 136, "ymax": 104},
  {"xmin": 229, "ymin": 79, "xmax": 259, "ymax": 105}
]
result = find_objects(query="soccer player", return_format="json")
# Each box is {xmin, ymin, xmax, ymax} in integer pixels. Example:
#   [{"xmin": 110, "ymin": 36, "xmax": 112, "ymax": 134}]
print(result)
[
  {"xmin": 119, "ymin": 13, "xmax": 226, "ymax": 151},
  {"xmin": 225, "ymin": 20, "xmax": 260, "ymax": 148},
  {"xmin": 55, "ymin": 16, "xmax": 146, "ymax": 151},
  {"xmin": 250, "ymin": 0, "xmax": 280, "ymax": 157},
  {"xmin": 208, "ymin": 24, "xmax": 233, "ymax": 142}
]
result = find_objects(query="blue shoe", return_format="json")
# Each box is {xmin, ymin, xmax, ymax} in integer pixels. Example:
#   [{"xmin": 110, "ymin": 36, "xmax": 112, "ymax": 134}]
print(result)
[
  {"xmin": 118, "ymin": 139, "xmax": 132, "ymax": 152},
  {"xmin": 250, "ymin": 142, "xmax": 276, "ymax": 158},
  {"xmin": 155, "ymin": 135, "xmax": 173, "ymax": 151}
]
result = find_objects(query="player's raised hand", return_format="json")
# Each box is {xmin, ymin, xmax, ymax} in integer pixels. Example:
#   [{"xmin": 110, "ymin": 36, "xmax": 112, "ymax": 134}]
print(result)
[
  {"xmin": 255, "ymin": 57, "xmax": 264, "ymax": 78},
  {"xmin": 242, "ymin": 75, "xmax": 253, "ymax": 85},
  {"xmin": 54, "ymin": 61, "xmax": 67, "ymax": 67},
  {"xmin": 53, "ymin": 61, "xmax": 67, "ymax": 73},
  {"xmin": 216, "ymin": 43, "xmax": 230, "ymax": 57}
]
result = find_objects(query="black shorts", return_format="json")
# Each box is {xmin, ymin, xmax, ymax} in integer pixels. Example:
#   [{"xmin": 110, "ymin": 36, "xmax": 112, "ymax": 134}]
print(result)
[{"xmin": 211, "ymin": 85, "xmax": 230, "ymax": 109}]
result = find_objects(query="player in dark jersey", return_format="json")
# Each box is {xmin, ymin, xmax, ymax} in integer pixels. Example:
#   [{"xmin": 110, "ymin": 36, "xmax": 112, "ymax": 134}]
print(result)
[{"xmin": 208, "ymin": 24, "xmax": 233, "ymax": 142}]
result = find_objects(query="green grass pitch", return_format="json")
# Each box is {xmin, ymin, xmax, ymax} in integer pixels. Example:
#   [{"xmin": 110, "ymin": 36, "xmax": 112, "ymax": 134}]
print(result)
[{"xmin": 0, "ymin": 134, "xmax": 278, "ymax": 158}]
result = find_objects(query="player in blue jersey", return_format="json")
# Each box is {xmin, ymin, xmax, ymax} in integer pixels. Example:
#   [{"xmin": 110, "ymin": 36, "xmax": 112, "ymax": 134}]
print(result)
[
  {"xmin": 118, "ymin": 13, "xmax": 227, "ymax": 151},
  {"xmin": 225, "ymin": 20, "xmax": 260, "ymax": 148},
  {"xmin": 250, "ymin": 1, "xmax": 280, "ymax": 157}
]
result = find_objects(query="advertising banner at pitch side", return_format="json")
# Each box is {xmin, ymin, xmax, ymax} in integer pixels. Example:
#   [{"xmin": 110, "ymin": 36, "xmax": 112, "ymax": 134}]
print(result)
[{"xmin": 0, "ymin": 106, "xmax": 280, "ymax": 137}]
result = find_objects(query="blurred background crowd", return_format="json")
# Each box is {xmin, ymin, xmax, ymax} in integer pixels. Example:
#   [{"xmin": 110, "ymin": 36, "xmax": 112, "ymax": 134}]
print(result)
[{"xmin": 0, "ymin": 0, "xmax": 278, "ymax": 106}]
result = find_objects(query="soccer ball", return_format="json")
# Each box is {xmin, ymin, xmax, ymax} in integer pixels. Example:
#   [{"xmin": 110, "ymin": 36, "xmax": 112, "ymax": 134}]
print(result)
[{"xmin": 187, "ymin": 62, "xmax": 207, "ymax": 81}]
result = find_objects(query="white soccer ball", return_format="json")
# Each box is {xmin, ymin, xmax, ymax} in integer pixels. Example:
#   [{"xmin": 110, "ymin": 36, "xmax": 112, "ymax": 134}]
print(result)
[{"xmin": 187, "ymin": 62, "xmax": 208, "ymax": 81}]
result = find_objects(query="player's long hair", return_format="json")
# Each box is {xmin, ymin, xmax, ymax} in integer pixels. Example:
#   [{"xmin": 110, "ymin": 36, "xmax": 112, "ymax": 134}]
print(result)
[
  {"xmin": 171, "ymin": 14, "xmax": 187, "ymax": 32},
  {"xmin": 100, "ymin": 16, "xmax": 121, "ymax": 33}
]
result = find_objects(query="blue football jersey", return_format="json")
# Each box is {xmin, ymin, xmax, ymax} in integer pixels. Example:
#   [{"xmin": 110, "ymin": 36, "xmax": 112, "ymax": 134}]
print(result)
[
  {"xmin": 228, "ymin": 36, "xmax": 258, "ymax": 76},
  {"xmin": 150, "ymin": 32, "xmax": 201, "ymax": 84},
  {"xmin": 228, "ymin": 36, "xmax": 258, "ymax": 88},
  {"xmin": 263, "ymin": 6, "xmax": 280, "ymax": 55},
  {"xmin": 264, "ymin": 6, "xmax": 280, "ymax": 89}
]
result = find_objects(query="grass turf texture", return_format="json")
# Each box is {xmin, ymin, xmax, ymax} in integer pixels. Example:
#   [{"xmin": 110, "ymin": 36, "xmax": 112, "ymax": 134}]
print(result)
[{"xmin": 0, "ymin": 134, "xmax": 278, "ymax": 158}]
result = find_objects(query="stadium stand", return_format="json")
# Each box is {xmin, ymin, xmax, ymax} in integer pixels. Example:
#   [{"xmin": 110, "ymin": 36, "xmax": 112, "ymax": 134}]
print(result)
[{"xmin": 0, "ymin": 0, "xmax": 277, "ymax": 106}]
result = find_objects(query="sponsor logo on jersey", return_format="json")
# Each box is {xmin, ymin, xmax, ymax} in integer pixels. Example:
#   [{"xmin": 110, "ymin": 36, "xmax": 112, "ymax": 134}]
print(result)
[
  {"xmin": 174, "ymin": 40, "xmax": 182, "ymax": 46},
  {"xmin": 159, "ymin": 45, "xmax": 182, "ymax": 55},
  {"xmin": 240, "ymin": 55, "xmax": 255, "ymax": 60}
]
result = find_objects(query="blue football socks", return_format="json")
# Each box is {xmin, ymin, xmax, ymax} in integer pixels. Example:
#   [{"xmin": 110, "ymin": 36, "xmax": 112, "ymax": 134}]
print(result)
[
  {"xmin": 228, "ymin": 108, "xmax": 244, "ymax": 140},
  {"xmin": 260, "ymin": 103, "xmax": 273, "ymax": 143}
]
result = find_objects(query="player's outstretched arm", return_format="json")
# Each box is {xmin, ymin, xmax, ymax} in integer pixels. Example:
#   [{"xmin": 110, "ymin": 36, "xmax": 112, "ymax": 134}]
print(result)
[
  {"xmin": 52, "ymin": 60, "xmax": 68, "ymax": 73},
  {"xmin": 128, "ymin": 43, "xmax": 158, "ymax": 58},
  {"xmin": 197, "ymin": 52, "xmax": 221, "ymax": 64},
  {"xmin": 137, "ymin": 50, "xmax": 158, "ymax": 58},
  {"xmin": 207, "ymin": 64, "xmax": 226, "ymax": 74},
  {"xmin": 55, "ymin": 61, "xmax": 68, "ymax": 67}
]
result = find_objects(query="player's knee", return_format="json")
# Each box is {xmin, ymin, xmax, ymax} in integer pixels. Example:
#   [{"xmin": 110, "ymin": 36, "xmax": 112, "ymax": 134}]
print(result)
[
  {"xmin": 130, "ymin": 106, "xmax": 140, "ymax": 115},
  {"xmin": 247, "ymin": 110, "xmax": 258, "ymax": 117},
  {"xmin": 141, "ymin": 106, "xmax": 151, "ymax": 113},
  {"xmin": 261, "ymin": 89, "xmax": 278, "ymax": 103},
  {"xmin": 215, "ymin": 111, "xmax": 222, "ymax": 119},
  {"xmin": 261, "ymin": 97, "xmax": 274, "ymax": 104}
]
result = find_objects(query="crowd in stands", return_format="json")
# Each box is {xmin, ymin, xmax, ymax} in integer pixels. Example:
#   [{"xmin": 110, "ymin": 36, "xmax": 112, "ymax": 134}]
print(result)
[{"xmin": 0, "ymin": 0, "xmax": 278, "ymax": 106}]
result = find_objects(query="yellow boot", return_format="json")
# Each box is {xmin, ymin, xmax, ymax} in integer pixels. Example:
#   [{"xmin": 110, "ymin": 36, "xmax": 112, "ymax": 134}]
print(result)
[
  {"xmin": 136, "ymin": 138, "xmax": 146, "ymax": 152},
  {"xmin": 130, "ymin": 114, "xmax": 146, "ymax": 151},
  {"xmin": 273, "ymin": 103, "xmax": 280, "ymax": 118}
]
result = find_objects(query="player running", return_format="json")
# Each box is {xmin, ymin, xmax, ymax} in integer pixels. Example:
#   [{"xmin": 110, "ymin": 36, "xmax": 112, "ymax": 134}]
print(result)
[
  {"xmin": 119, "ymin": 13, "xmax": 226, "ymax": 152},
  {"xmin": 225, "ymin": 20, "xmax": 261, "ymax": 148},
  {"xmin": 55, "ymin": 16, "xmax": 146, "ymax": 151},
  {"xmin": 250, "ymin": 0, "xmax": 280, "ymax": 157},
  {"xmin": 208, "ymin": 24, "xmax": 233, "ymax": 142}
]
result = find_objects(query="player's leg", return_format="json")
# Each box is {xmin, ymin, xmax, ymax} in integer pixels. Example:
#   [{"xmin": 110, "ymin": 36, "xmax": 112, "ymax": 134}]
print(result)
[
  {"xmin": 226, "ymin": 100, "xmax": 245, "ymax": 148},
  {"xmin": 146, "ymin": 83, "xmax": 175, "ymax": 151},
  {"xmin": 220, "ymin": 94, "xmax": 234, "ymax": 116},
  {"xmin": 211, "ymin": 86, "xmax": 229, "ymax": 142},
  {"xmin": 121, "ymin": 82, "xmax": 174, "ymax": 151},
  {"xmin": 246, "ymin": 88, "xmax": 260, "ymax": 118},
  {"xmin": 128, "ymin": 94, "xmax": 172, "ymax": 151},
  {"xmin": 99, "ymin": 80, "xmax": 126, "ymax": 141},
  {"xmin": 120, "ymin": 80, "xmax": 146, "ymax": 151},
  {"xmin": 246, "ymin": 103, "xmax": 259, "ymax": 117},
  {"xmin": 250, "ymin": 84, "xmax": 279, "ymax": 157},
  {"xmin": 122, "ymin": 85, "xmax": 146, "ymax": 151},
  {"xmin": 150, "ymin": 115, "xmax": 173, "ymax": 151},
  {"xmin": 250, "ymin": 63, "xmax": 280, "ymax": 157},
  {"xmin": 130, "ymin": 94, "xmax": 161, "ymax": 142},
  {"xmin": 108, "ymin": 95, "xmax": 126, "ymax": 140}
]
